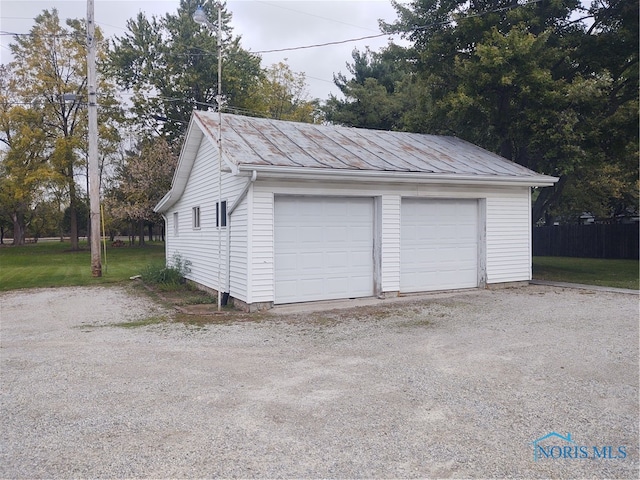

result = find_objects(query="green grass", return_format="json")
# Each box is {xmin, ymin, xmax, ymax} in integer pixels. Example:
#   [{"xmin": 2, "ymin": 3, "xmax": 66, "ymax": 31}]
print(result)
[
  {"xmin": 3, "ymin": 242, "xmax": 637, "ymax": 292},
  {"xmin": 533, "ymin": 256, "xmax": 639, "ymax": 290},
  {"xmin": 0, "ymin": 240, "xmax": 166, "ymax": 291}
]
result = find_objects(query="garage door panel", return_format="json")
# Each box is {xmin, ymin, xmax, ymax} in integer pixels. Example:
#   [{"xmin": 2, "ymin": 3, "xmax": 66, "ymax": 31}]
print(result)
[
  {"xmin": 326, "ymin": 252, "xmax": 348, "ymax": 268},
  {"xmin": 350, "ymin": 251, "xmax": 372, "ymax": 268},
  {"xmin": 299, "ymin": 227, "xmax": 324, "ymax": 242},
  {"xmin": 401, "ymin": 199, "xmax": 478, "ymax": 292},
  {"xmin": 275, "ymin": 196, "xmax": 374, "ymax": 304},
  {"xmin": 275, "ymin": 253, "xmax": 297, "ymax": 271}
]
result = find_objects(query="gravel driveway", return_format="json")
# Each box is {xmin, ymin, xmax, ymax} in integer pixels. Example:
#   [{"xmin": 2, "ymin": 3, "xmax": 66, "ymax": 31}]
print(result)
[{"xmin": 1, "ymin": 285, "xmax": 637, "ymax": 479}]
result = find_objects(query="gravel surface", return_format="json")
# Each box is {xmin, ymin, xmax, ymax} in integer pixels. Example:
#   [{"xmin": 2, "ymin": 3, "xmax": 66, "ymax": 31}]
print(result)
[{"xmin": 0, "ymin": 285, "xmax": 638, "ymax": 479}]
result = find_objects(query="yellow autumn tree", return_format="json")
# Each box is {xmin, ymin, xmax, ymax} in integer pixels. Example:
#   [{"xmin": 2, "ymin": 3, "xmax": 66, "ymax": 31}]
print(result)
[
  {"xmin": 7, "ymin": 9, "xmax": 121, "ymax": 249},
  {"xmin": 246, "ymin": 62, "xmax": 321, "ymax": 123},
  {"xmin": 0, "ymin": 65, "xmax": 57, "ymax": 245}
]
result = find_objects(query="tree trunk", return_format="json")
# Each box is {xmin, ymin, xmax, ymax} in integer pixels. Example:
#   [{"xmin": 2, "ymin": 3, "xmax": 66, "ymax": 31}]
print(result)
[
  {"xmin": 138, "ymin": 220, "xmax": 145, "ymax": 246},
  {"xmin": 532, "ymin": 175, "xmax": 568, "ymax": 225},
  {"xmin": 1, "ymin": 225, "xmax": 4, "ymax": 245},
  {"xmin": 11, "ymin": 212, "xmax": 25, "ymax": 245},
  {"xmin": 148, "ymin": 223, "xmax": 153, "ymax": 242}
]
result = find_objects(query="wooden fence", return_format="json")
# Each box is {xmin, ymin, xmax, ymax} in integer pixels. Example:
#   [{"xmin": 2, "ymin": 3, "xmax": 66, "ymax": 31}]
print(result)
[{"xmin": 533, "ymin": 224, "xmax": 639, "ymax": 259}]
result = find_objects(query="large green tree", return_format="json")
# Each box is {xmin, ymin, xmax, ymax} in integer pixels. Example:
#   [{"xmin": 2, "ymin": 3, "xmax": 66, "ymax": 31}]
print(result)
[
  {"xmin": 324, "ymin": 46, "xmax": 415, "ymax": 130},
  {"xmin": 327, "ymin": 0, "xmax": 638, "ymax": 224},
  {"xmin": 109, "ymin": 0, "xmax": 263, "ymax": 141}
]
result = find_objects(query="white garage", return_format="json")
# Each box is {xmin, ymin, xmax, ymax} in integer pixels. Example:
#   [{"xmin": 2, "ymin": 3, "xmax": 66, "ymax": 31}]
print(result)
[
  {"xmin": 274, "ymin": 196, "xmax": 374, "ymax": 304},
  {"xmin": 401, "ymin": 199, "xmax": 479, "ymax": 292},
  {"xmin": 155, "ymin": 112, "xmax": 558, "ymax": 311}
]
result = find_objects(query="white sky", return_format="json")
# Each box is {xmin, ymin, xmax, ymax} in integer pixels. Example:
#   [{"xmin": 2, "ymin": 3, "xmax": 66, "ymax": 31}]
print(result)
[{"xmin": 0, "ymin": 0, "xmax": 408, "ymax": 101}]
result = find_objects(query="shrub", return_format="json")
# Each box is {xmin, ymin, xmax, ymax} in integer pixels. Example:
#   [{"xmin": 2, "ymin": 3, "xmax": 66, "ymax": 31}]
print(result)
[{"xmin": 142, "ymin": 253, "xmax": 192, "ymax": 286}]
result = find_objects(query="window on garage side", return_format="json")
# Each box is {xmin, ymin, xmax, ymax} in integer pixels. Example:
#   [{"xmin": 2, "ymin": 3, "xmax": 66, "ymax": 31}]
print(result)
[
  {"xmin": 192, "ymin": 206, "xmax": 201, "ymax": 229},
  {"xmin": 216, "ymin": 201, "xmax": 227, "ymax": 227},
  {"xmin": 173, "ymin": 212, "xmax": 179, "ymax": 236}
]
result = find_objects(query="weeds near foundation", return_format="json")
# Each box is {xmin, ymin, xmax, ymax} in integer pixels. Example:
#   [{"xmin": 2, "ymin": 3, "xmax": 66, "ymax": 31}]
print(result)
[{"xmin": 141, "ymin": 253, "xmax": 192, "ymax": 286}]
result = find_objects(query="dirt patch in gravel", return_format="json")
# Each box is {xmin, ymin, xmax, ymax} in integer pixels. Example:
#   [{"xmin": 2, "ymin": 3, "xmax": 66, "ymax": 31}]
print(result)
[{"xmin": 1, "ymin": 284, "xmax": 638, "ymax": 478}]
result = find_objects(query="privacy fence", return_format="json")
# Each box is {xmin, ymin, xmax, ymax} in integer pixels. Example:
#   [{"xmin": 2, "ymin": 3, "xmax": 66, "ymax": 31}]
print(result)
[{"xmin": 533, "ymin": 224, "xmax": 639, "ymax": 259}]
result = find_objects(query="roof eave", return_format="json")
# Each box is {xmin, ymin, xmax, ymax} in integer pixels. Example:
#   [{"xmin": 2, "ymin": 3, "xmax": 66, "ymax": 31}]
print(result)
[
  {"xmin": 153, "ymin": 191, "xmax": 172, "ymax": 213},
  {"xmin": 237, "ymin": 165, "xmax": 559, "ymax": 187}
]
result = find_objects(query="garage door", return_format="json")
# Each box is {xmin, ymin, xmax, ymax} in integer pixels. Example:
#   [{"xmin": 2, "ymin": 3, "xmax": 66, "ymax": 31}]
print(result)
[
  {"xmin": 401, "ymin": 199, "xmax": 478, "ymax": 292},
  {"xmin": 275, "ymin": 196, "xmax": 374, "ymax": 304}
]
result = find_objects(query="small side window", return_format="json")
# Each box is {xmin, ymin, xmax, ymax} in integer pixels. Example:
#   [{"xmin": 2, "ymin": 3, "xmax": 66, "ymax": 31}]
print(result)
[
  {"xmin": 173, "ymin": 212, "xmax": 179, "ymax": 236},
  {"xmin": 192, "ymin": 206, "xmax": 201, "ymax": 229},
  {"xmin": 216, "ymin": 201, "xmax": 227, "ymax": 227}
]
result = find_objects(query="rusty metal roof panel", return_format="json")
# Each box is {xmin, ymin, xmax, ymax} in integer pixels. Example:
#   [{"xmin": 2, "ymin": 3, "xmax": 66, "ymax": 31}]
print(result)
[
  {"xmin": 361, "ymin": 130, "xmax": 459, "ymax": 173},
  {"xmin": 194, "ymin": 112, "xmax": 546, "ymax": 178},
  {"xmin": 267, "ymin": 121, "xmax": 354, "ymax": 169},
  {"xmin": 312, "ymin": 126, "xmax": 407, "ymax": 171}
]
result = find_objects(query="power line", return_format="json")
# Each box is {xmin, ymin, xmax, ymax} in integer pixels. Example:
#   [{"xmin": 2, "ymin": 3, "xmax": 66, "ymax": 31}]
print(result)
[
  {"xmin": 253, "ymin": 32, "xmax": 389, "ymax": 54},
  {"xmin": 252, "ymin": 0, "xmax": 545, "ymax": 54}
]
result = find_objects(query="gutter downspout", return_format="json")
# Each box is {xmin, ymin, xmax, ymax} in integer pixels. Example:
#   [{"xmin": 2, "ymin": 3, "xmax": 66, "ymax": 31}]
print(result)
[
  {"xmin": 223, "ymin": 170, "xmax": 257, "ymax": 305},
  {"xmin": 161, "ymin": 214, "xmax": 168, "ymax": 264}
]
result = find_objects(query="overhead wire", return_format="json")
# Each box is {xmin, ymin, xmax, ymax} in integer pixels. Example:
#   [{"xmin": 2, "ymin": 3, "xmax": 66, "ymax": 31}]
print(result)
[
  {"xmin": 251, "ymin": 0, "xmax": 545, "ymax": 54},
  {"xmin": 2, "ymin": 0, "xmax": 551, "ymax": 115}
]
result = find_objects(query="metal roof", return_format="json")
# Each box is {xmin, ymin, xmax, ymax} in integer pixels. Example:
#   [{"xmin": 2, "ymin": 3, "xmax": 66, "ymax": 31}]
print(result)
[
  {"xmin": 195, "ymin": 111, "xmax": 554, "ymax": 180},
  {"xmin": 154, "ymin": 112, "xmax": 557, "ymax": 213}
]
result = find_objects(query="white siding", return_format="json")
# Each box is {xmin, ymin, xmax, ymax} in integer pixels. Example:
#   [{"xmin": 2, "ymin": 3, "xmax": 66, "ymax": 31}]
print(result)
[
  {"xmin": 164, "ymin": 138, "xmax": 250, "ymax": 301},
  {"xmin": 248, "ymin": 181, "xmax": 533, "ymax": 304},
  {"xmin": 486, "ymin": 189, "xmax": 532, "ymax": 283},
  {"xmin": 381, "ymin": 195, "xmax": 400, "ymax": 292},
  {"xmin": 249, "ymin": 189, "xmax": 274, "ymax": 304},
  {"xmin": 223, "ymin": 170, "xmax": 252, "ymax": 302}
]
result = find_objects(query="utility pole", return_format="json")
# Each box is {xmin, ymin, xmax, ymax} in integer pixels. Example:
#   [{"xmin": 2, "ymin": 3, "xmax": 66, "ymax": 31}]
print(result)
[
  {"xmin": 193, "ymin": 5, "xmax": 223, "ymax": 311},
  {"xmin": 216, "ymin": 6, "xmax": 223, "ymax": 312},
  {"xmin": 87, "ymin": 0, "xmax": 101, "ymax": 277}
]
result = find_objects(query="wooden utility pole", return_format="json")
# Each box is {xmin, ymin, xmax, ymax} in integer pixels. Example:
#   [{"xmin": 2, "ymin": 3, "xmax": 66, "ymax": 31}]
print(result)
[{"xmin": 87, "ymin": 0, "xmax": 102, "ymax": 277}]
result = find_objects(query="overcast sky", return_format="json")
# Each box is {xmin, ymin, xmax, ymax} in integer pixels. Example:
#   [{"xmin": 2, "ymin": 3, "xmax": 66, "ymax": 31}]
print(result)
[{"xmin": 1, "ymin": 0, "xmax": 408, "ymax": 101}]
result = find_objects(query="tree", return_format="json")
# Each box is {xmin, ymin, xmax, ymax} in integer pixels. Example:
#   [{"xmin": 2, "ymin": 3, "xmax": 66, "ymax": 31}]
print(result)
[
  {"xmin": 245, "ymin": 62, "xmax": 321, "ymax": 123},
  {"xmin": 324, "ymin": 46, "xmax": 414, "ymax": 130},
  {"xmin": 328, "ymin": 0, "xmax": 638, "ymax": 224},
  {"xmin": 558, "ymin": 0, "xmax": 639, "ymax": 222},
  {"xmin": 7, "ymin": 9, "xmax": 119, "ymax": 249},
  {"xmin": 0, "ymin": 66, "xmax": 53, "ymax": 245},
  {"xmin": 109, "ymin": 0, "xmax": 263, "ymax": 141},
  {"xmin": 104, "ymin": 137, "xmax": 177, "ymax": 245}
]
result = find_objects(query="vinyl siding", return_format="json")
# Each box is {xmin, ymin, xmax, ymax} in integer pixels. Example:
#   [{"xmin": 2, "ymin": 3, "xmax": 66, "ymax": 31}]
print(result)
[
  {"xmin": 168, "ymin": 171, "xmax": 533, "ymax": 305},
  {"xmin": 381, "ymin": 195, "xmax": 401, "ymax": 292},
  {"xmin": 486, "ymin": 189, "xmax": 531, "ymax": 283},
  {"xmin": 249, "ymin": 189, "xmax": 274, "ymax": 303},
  {"xmin": 224, "ymin": 170, "xmax": 250, "ymax": 303},
  {"xmin": 164, "ymin": 138, "xmax": 249, "ymax": 301},
  {"xmin": 247, "ymin": 181, "xmax": 534, "ymax": 303}
]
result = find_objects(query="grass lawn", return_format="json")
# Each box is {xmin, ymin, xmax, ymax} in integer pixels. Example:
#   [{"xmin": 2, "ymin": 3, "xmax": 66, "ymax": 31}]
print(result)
[
  {"xmin": 2, "ymin": 242, "xmax": 637, "ymax": 292},
  {"xmin": 0, "ymin": 240, "xmax": 166, "ymax": 291},
  {"xmin": 533, "ymin": 256, "xmax": 639, "ymax": 290}
]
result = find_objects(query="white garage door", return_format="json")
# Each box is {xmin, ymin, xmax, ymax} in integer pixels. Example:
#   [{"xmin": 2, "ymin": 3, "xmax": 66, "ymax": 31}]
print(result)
[
  {"xmin": 275, "ymin": 196, "xmax": 374, "ymax": 304},
  {"xmin": 401, "ymin": 199, "xmax": 478, "ymax": 292}
]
